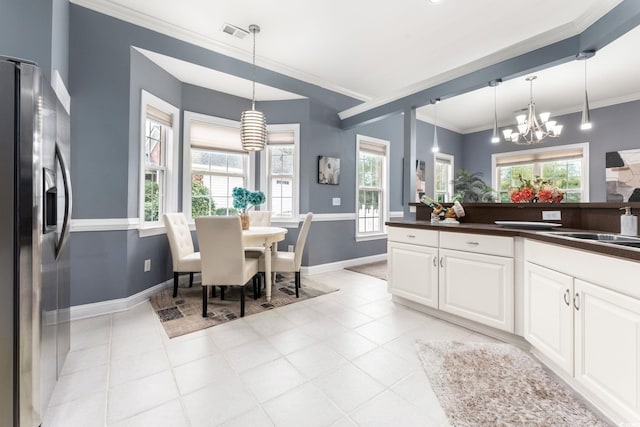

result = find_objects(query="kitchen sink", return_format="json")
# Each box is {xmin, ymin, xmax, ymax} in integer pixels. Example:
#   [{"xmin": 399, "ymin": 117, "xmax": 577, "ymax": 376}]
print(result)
[
  {"xmin": 542, "ymin": 231, "xmax": 640, "ymax": 242},
  {"xmin": 540, "ymin": 231, "xmax": 640, "ymax": 248}
]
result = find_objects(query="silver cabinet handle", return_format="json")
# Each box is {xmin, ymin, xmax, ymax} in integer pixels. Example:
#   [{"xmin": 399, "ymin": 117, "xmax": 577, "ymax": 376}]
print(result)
[
  {"xmin": 406, "ymin": 234, "xmax": 416, "ymax": 238},
  {"xmin": 439, "ymin": 257, "xmax": 443, "ymax": 268},
  {"xmin": 466, "ymin": 241, "xmax": 479, "ymax": 246},
  {"xmin": 433, "ymin": 256, "xmax": 437, "ymax": 267},
  {"xmin": 563, "ymin": 289, "xmax": 570, "ymax": 306},
  {"xmin": 573, "ymin": 293, "xmax": 580, "ymax": 311}
]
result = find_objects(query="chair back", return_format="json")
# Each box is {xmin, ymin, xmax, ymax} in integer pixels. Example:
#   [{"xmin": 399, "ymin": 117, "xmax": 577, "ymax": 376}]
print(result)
[
  {"xmin": 294, "ymin": 213, "xmax": 313, "ymax": 270},
  {"xmin": 195, "ymin": 216, "xmax": 246, "ymax": 286},
  {"xmin": 163, "ymin": 213, "xmax": 195, "ymax": 270},
  {"xmin": 248, "ymin": 210, "xmax": 271, "ymax": 226}
]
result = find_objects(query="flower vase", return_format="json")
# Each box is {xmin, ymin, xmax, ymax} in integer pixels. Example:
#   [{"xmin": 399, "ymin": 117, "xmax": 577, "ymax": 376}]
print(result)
[{"xmin": 240, "ymin": 212, "xmax": 250, "ymax": 230}]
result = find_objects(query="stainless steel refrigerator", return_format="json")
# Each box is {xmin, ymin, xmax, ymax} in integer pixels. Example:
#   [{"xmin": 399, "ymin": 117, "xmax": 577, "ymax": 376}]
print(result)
[{"xmin": 0, "ymin": 57, "xmax": 72, "ymax": 427}]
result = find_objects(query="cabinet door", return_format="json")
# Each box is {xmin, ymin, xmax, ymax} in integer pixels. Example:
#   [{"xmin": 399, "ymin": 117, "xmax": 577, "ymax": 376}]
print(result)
[
  {"xmin": 524, "ymin": 262, "xmax": 574, "ymax": 374},
  {"xmin": 574, "ymin": 279, "xmax": 640, "ymax": 422},
  {"xmin": 388, "ymin": 242, "xmax": 438, "ymax": 308},
  {"xmin": 438, "ymin": 249, "xmax": 514, "ymax": 332}
]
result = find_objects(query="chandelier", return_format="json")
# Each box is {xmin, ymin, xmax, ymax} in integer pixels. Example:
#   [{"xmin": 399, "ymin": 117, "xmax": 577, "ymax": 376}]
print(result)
[
  {"xmin": 502, "ymin": 76, "xmax": 562, "ymax": 145},
  {"xmin": 240, "ymin": 24, "xmax": 267, "ymax": 152}
]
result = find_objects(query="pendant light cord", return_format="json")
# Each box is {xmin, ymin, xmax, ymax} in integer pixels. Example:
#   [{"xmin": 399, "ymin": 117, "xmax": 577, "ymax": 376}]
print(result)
[{"xmin": 251, "ymin": 28, "xmax": 256, "ymax": 110}]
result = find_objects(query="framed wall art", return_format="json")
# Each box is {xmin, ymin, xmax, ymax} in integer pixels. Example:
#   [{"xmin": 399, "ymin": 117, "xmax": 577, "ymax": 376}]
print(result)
[
  {"xmin": 318, "ymin": 156, "xmax": 340, "ymax": 185},
  {"xmin": 606, "ymin": 149, "xmax": 640, "ymax": 202}
]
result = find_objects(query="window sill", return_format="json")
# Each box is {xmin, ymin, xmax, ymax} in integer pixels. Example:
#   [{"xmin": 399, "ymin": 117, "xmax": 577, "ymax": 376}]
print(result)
[{"xmin": 355, "ymin": 232, "xmax": 387, "ymax": 242}]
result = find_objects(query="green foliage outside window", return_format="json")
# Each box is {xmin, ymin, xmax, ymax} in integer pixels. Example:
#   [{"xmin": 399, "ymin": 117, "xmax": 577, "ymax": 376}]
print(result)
[
  {"xmin": 144, "ymin": 179, "xmax": 159, "ymax": 222},
  {"xmin": 191, "ymin": 178, "xmax": 215, "ymax": 218}
]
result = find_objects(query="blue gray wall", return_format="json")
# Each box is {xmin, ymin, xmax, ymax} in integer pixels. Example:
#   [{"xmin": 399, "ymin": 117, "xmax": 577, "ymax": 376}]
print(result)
[
  {"xmin": 0, "ymin": 0, "xmax": 69, "ymax": 86},
  {"xmin": 65, "ymin": 4, "xmax": 407, "ymax": 305},
  {"xmin": 10, "ymin": 2, "xmax": 638, "ymax": 307},
  {"xmin": 461, "ymin": 100, "xmax": 640, "ymax": 202}
]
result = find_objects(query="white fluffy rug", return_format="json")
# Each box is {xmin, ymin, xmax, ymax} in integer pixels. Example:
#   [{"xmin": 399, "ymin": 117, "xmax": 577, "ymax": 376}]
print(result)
[{"xmin": 416, "ymin": 341, "xmax": 610, "ymax": 426}]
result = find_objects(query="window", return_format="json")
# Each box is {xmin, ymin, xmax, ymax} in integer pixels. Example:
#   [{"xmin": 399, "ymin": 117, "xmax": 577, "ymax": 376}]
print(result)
[
  {"xmin": 260, "ymin": 124, "xmax": 300, "ymax": 222},
  {"xmin": 492, "ymin": 143, "xmax": 589, "ymax": 203},
  {"xmin": 434, "ymin": 153, "xmax": 454, "ymax": 203},
  {"xmin": 140, "ymin": 91, "xmax": 179, "ymax": 226},
  {"xmin": 183, "ymin": 113, "xmax": 253, "ymax": 220},
  {"xmin": 356, "ymin": 135, "xmax": 389, "ymax": 240}
]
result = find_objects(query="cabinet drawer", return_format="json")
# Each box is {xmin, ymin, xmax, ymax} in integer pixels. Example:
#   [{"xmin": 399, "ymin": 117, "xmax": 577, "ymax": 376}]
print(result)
[
  {"xmin": 440, "ymin": 231, "xmax": 513, "ymax": 257},
  {"xmin": 388, "ymin": 227, "xmax": 438, "ymax": 246}
]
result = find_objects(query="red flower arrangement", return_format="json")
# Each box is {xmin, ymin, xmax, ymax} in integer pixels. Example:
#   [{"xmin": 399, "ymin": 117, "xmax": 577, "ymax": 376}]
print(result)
[{"xmin": 509, "ymin": 176, "xmax": 564, "ymax": 203}]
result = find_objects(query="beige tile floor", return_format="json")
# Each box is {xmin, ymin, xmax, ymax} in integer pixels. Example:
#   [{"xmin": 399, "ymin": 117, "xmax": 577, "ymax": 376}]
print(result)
[{"xmin": 44, "ymin": 269, "xmax": 497, "ymax": 427}]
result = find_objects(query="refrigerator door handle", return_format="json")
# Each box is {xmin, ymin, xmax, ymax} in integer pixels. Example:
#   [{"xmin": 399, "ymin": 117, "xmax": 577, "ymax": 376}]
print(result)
[{"xmin": 55, "ymin": 143, "xmax": 72, "ymax": 260}]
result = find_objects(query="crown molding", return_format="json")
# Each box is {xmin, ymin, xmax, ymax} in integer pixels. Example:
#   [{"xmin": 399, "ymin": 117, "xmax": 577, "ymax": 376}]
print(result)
[{"xmin": 70, "ymin": 0, "xmax": 369, "ymax": 102}]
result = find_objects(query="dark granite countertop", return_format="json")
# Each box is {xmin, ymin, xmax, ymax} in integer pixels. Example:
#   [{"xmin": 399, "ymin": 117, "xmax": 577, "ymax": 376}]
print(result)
[{"xmin": 386, "ymin": 220, "xmax": 640, "ymax": 263}]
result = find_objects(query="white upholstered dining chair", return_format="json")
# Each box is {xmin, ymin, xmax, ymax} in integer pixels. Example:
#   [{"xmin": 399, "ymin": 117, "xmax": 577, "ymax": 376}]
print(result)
[
  {"xmin": 244, "ymin": 210, "xmax": 272, "ymax": 254},
  {"xmin": 195, "ymin": 216, "xmax": 259, "ymax": 318},
  {"xmin": 163, "ymin": 213, "xmax": 201, "ymax": 298},
  {"xmin": 248, "ymin": 210, "xmax": 271, "ymax": 226},
  {"xmin": 259, "ymin": 213, "xmax": 313, "ymax": 298}
]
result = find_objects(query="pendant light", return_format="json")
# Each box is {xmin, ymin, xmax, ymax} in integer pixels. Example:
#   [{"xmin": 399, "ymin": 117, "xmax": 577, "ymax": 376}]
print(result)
[
  {"xmin": 489, "ymin": 80, "xmax": 501, "ymax": 143},
  {"xmin": 431, "ymin": 99, "xmax": 440, "ymax": 153},
  {"xmin": 577, "ymin": 50, "xmax": 595, "ymax": 131},
  {"xmin": 240, "ymin": 24, "xmax": 267, "ymax": 151}
]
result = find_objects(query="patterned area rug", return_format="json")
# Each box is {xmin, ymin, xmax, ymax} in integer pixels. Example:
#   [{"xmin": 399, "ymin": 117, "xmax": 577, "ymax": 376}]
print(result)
[
  {"xmin": 150, "ymin": 273, "xmax": 337, "ymax": 338},
  {"xmin": 416, "ymin": 341, "xmax": 610, "ymax": 426},
  {"xmin": 345, "ymin": 260, "xmax": 387, "ymax": 281}
]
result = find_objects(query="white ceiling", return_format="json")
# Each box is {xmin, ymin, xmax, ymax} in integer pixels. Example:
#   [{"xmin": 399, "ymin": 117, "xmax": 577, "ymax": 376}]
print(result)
[{"xmin": 75, "ymin": 0, "xmax": 637, "ymax": 133}]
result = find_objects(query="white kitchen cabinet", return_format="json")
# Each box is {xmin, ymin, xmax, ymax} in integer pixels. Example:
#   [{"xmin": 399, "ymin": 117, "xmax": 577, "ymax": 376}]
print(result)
[
  {"xmin": 574, "ymin": 279, "xmax": 640, "ymax": 422},
  {"xmin": 387, "ymin": 227, "xmax": 439, "ymax": 308},
  {"xmin": 523, "ymin": 261, "xmax": 574, "ymax": 374},
  {"xmin": 438, "ymin": 248, "xmax": 514, "ymax": 332},
  {"xmin": 525, "ymin": 239, "xmax": 640, "ymax": 422},
  {"xmin": 388, "ymin": 241, "xmax": 438, "ymax": 308}
]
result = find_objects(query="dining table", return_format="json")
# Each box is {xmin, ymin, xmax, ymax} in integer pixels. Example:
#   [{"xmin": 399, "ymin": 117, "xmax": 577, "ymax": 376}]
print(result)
[{"xmin": 243, "ymin": 226, "xmax": 288, "ymax": 302}]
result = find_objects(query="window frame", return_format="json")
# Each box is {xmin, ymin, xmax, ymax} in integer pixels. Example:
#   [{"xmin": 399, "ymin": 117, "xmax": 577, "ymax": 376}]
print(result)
[
  {"xmin": 139, "ymin": 90, "xmax": 180, "ymax": 231},
  {"xmin": 355, "ymin": 134, "xmax": 390, "ymax": 241},
  {"xmin": 491, "ymin": 142, "xmax": 590, "ymax": 203},
  {"xmin": 182, "ymin": 111, "xmax": 255, "ymax": 222},
  {"xmin": 434, "ymin": 152, "xmax": 454, "ymax": 203},
  {"xmin": 259, "ymin": 123, "xmax": 300, "ymax": 225}
]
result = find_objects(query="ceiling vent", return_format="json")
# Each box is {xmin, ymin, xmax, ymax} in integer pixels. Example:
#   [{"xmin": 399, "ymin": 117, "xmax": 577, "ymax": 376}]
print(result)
[{"xmin": 221, "ymin": 23, "xmax": 249, "ymax": 39}]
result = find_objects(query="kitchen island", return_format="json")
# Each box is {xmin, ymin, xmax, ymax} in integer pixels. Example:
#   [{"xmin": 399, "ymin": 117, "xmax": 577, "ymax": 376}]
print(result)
[{"xmin": 386, "ymin": 219, "xmax": 640, "ymax": 424}]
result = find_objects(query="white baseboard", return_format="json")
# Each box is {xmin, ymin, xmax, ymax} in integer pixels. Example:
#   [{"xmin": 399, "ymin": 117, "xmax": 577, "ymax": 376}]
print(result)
[
  {"xmin": 70, "ymin": 278, "xmax": 172, "ymax": 321},
  {"xmin": 301, "ymin": 253, "xmax": 387, "ymax": 276},
  {"xmin": 71, "ymin": 254, "xmax": 386, "ymax": 320}
]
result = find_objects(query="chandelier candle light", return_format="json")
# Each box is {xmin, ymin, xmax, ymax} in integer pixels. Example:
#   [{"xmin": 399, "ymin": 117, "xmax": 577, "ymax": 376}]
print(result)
[
  {"xmin": 240, "ymin": 24, "xmax": 267, "ymax": 152},
  {"xmin": 502, "ymin": 76, "xmax": 563, "ymax": 145}
]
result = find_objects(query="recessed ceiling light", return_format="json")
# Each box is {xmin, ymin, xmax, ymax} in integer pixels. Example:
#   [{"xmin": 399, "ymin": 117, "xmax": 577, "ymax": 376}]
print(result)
[{"xmin": 430, "ymin": 0, "xmax": 442, "ymax": 3}]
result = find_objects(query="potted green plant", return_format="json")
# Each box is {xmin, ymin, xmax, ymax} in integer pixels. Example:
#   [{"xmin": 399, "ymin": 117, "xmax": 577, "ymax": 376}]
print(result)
[{"xmin": 452, "ymin": 169, "xmax": 497, "ymax": 203}]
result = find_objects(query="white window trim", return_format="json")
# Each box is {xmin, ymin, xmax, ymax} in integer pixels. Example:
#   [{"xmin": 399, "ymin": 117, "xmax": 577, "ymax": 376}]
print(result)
[
  {"xmin": 139, "ymin": 90, "xmax": 180, "ymax": 235},
  {"xmin": 434, "ymin": 152, "xmax": 454, "ymax": 202},
  {"xmin": 182, "ymin": 111, "xmax": 255, "ymax": 222},
  {"xmin": 355, "ymin": 134, "xmax": 390, "ymax": 242},
  {"xmin": 491, "ymin": 142, "xmax": 590, "ymax": 202},
  {"xmin": 260, "ymin": 123, "xmax": 300, "ymax": 226}
]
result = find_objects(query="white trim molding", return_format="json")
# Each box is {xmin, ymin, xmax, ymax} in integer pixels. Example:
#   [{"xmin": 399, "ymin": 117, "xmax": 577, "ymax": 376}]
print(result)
[
  {"xmin": 71, "ymin": 211, "xmax": 400, "ymax": 233},
  {"xmin": 70, "ymin": 218, "xmax": 139, "ymax": 232},
  {"xmin": 70, "ymin": 0, "xmax": 368, "ymax": 102},
  {"xmin": 70, "ymin": 278, "xmax": 176, "ymax": 321},
  {"xmin": 300, "ymin": 253, "xmax": 387, "ymax": 276}
]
